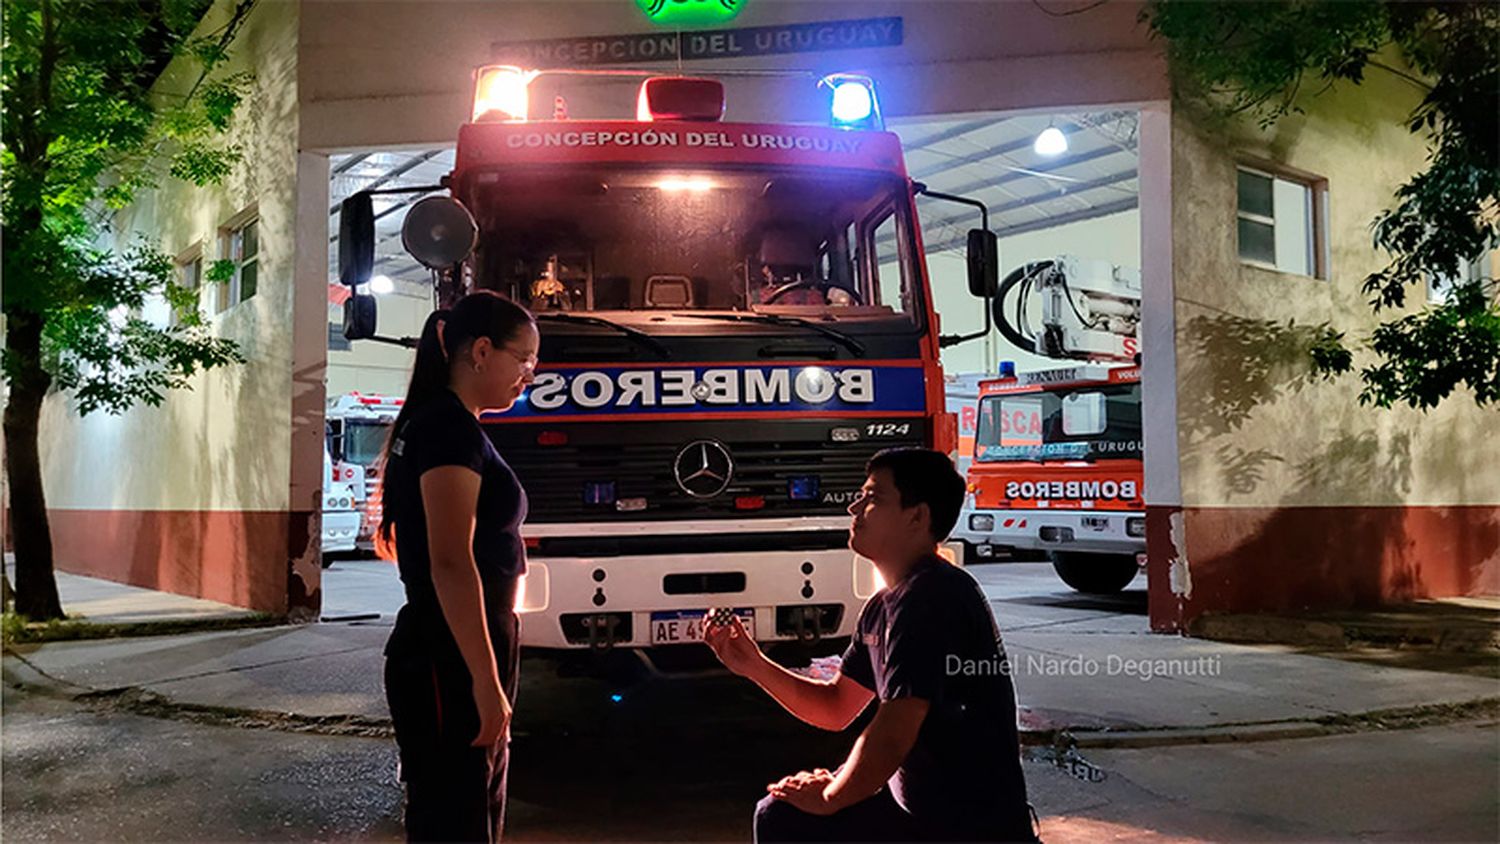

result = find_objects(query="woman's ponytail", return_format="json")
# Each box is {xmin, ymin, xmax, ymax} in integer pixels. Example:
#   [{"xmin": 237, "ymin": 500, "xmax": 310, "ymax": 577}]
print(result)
[{"xmin": 374, "ymin": 309, "xmax": 451, "ymax": 557}]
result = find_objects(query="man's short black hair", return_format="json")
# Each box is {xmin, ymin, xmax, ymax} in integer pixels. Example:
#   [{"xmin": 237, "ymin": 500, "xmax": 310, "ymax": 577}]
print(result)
[{"xmin": 866, "ymin": 448, "xmax": 966, "ymax": 543}]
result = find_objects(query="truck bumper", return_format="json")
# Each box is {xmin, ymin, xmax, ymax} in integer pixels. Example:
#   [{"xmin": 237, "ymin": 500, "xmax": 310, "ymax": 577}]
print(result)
[
  {"xmin": 953, "ymin": 507, "xmax": 1146, "ymax": 557},
  {"xmin": 515, "ymin": 546, "xmax": 879, "ymax": 650},
  {"xmin": 321, "ymin": 512, "xmax": 361, "ymax": 555}
]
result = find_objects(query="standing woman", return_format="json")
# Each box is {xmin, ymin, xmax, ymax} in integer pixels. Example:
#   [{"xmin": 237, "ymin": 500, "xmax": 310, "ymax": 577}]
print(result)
[{"xmin": 377, "ymin": 291, "xmax": 538, "ymax": 842}]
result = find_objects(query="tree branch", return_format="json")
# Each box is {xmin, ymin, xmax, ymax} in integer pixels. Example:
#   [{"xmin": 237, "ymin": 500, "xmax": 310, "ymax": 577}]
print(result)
[
  {"xmin": 179, "ymin": 0, "xmax": 259, "ymax": 104},
  {"xmin": 1366, "ymin": 59, "xmax": 1434, "ymax": 92},
  {"xmin": 19, "ymin": 0, "xmax": 61, "ymax": 165}
]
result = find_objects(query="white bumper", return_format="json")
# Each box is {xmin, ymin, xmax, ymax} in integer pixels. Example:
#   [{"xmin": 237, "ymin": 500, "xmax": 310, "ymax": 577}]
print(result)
[
  {"xmin": 515, "ymin": 518, "xmax": 878, "ymax": 650},
  {"xmin": 953, "ymin": 507, "xmax": 1145, "ymax": 556},
  {"xmin": 321, "ymin": 511, "xmax": 361, "ymax": 554}
]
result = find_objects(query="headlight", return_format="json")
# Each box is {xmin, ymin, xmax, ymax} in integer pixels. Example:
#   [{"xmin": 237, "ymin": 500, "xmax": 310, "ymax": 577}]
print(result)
[
  {"xmin": 969, "ymin": 514, "xmax": 995, "ymax": 532},
  {"xmin": 1127, "ymin": 517, "xmax": 1146, "ymax": 537},
  {"xmin": 515, "ymin": 564, "xmax": 550, "ymax": 613}
]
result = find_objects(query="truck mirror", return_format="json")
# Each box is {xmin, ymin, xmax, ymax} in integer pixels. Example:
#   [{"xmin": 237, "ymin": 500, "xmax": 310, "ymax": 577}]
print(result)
[
  {"xmin": 344, "ymin": 293, "xmax": 377, "ymax": 341},
  {"xmin": 339, "ymin": 192, "xmax": 375, "ymax": 288},
  {"xmin": 967, "ymin": 229, "xmax": 998, "ymax": 298}
]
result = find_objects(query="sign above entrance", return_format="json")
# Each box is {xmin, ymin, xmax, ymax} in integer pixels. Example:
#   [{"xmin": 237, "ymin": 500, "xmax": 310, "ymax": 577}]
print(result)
[
  {"xmin": 637, "ymin": 0, "xmax": 747, "ymax": 27},
  {"xmin": 492, "ymin": 17, "xmax": 903, "ymax": 67}
]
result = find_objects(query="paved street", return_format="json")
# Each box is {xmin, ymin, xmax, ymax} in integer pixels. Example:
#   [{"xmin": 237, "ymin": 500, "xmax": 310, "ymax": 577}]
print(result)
[
  {"xmin": 6, "ymin": 669, "xmax": 1496, "ymax": 842},
  {"xmin": 5, "ymin": 559, "xmax": 1497, "ymax": 841}
]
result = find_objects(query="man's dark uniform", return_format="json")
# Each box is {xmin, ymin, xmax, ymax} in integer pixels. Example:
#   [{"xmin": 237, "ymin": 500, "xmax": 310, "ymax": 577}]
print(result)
[{"xmin": 755, "ymin": 555, "xmax": 1036, "ymax": 842}]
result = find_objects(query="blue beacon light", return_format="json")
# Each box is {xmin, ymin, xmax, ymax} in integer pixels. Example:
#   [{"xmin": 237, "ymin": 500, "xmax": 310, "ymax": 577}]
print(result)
[{"xmin": 831, "ymin": 81, "xmax": 874, "ymax": 124}]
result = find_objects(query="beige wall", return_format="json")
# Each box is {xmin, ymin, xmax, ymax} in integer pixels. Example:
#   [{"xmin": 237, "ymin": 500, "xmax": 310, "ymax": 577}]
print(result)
[
  {"xmin": 1170, "ymin": 59, "xmax": 1500, "ymax": 511},
  {"xmin": 39, "ymin": 0, "xmax": 301, "ymax": 514}
]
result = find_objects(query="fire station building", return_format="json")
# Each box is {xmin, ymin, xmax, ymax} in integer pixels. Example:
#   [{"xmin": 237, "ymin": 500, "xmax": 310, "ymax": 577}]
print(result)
[{"xmin": 30, "ymin": 0, "xmax": 1499, "ymax": 630}]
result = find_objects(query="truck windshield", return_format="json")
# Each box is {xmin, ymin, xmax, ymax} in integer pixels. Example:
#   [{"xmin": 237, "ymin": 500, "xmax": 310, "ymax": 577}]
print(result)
[
  {"xmin": 468, "ymin": 166, "xmax": 919, "ymax": 324},
  {"xmin": 975, "ymin": 383, "xmax": 1141, "ymax": 463},
  {"xmin": 341, "ymin": 420, "xmax": 391, "ymax": 467}
]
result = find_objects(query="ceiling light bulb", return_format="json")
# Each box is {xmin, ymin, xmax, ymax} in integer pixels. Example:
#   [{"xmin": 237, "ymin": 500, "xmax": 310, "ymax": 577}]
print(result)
[{"xmin": 1033, "ymin": 126, "xmax": 1069, "ymax": 157}]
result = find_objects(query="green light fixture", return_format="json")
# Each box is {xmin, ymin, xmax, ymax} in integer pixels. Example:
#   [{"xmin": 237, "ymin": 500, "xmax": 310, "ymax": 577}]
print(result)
[{"xmin": 637, "ymin": 0, "xmax": 747, "ymax": 27}]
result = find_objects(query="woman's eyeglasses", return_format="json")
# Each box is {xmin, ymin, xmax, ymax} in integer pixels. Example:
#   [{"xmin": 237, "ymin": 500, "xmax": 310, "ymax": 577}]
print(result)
[{"xmin": 502, "ymin": 346, "xmax": 539, "ymax": 373}]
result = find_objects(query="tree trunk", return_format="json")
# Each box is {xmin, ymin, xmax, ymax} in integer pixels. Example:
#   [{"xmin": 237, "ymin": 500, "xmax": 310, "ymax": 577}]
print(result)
[{"xmin": 3, "ymin": 311, "xmax": 63, "ymax": 621}]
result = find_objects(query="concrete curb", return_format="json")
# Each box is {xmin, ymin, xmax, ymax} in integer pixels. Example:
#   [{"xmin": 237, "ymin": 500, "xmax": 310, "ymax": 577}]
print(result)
[
  {"xmin": 11, "ymin": 649, "xmax": 1493, "ymax": 752},
  {"xmin": 2, "ymin": 612, "xmax": 283, "ymax": 646},
  {"xmin": 1189, "ymin": 610, "xmax": 1500, "ymax": 654},
  {"xmin": 1065, "ymin": 721, "xmax": 1338, "ymax": 748},
  {"xmin": 1049, "ymin": 697, "xmax": 1500, "ymax": 750},
  {"xmin": 2, "ymin": 651, "xmax": 393, "ymax": 738}
]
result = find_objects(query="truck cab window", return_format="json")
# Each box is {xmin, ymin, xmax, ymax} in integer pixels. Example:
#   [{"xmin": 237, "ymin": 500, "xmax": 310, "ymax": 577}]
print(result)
[
  {"xmin": 978, "ymin": 383, "xmax": 1141, "ymax": 463},
  {"xmin": 866, "ymin": 205, "xmax": 907, "ymax": 313},
  {"xmin": 468, "ymin": 167, "xmax": 922, "ymax": 326}
]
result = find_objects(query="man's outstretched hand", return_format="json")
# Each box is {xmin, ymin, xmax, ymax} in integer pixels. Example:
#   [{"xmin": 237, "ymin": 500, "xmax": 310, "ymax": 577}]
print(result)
[{"xmin": 702, "ymin": 611, "xmax": 763, "ymax": 678}]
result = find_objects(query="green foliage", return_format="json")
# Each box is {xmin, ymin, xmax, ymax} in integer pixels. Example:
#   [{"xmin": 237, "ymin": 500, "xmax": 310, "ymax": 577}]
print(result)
[
  {"xmin": 1144, "ymin": 1, "xmax": 1500, "ymax": 409},
  {"xmin": 2, "ymin": 0, "xmax": 260, "ymax": 414},
  {"xmin": 169, "ymin": 140, "xmax": 243, "ymax": 184},
  {"xmin": 40, "ymin": 241, "xmax": 246, "ymax": 415},
  {"xmin": 1146, "ymin": 0, "xmax": 1390, "ymax": 127},
  {"xmin": 206, "ymin": 258, "xmax": 237, "ymax": 283},
  {"xmin": 1360, "ymin": 282, "xmax": 1500, "ymax": 409},
  {"xmin": 201, "ymin": 71, "xmax": 253, "ymax": 130}
]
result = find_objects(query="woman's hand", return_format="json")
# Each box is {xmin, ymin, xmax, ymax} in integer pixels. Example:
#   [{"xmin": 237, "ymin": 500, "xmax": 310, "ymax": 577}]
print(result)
[{"xmin": 471, "ymin": 673, "xmax": 512, "ymax": 747}]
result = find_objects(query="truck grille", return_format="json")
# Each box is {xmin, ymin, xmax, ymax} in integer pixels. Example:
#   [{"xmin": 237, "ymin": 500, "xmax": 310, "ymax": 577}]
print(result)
[{"xmin": 487, "ymin": 419, "xmax": 926, "ymax": 523}]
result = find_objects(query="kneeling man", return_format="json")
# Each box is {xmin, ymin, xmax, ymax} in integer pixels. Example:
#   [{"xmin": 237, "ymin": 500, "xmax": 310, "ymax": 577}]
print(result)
[{"xmin": 705, "ymin": 448, "xmax": 1038, "ymax": 842}]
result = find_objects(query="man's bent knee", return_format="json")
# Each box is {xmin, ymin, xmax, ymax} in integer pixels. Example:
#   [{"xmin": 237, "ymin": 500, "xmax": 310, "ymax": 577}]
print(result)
[{"xmin": 754, "ymin": 794, "xmax": 815, "ymax": 844}]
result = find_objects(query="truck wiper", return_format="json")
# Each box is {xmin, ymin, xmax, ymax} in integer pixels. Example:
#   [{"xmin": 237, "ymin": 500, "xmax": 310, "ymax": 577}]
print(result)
[
  {"xmin": 671, "ymin": 312, "xmax": 866, "ymax": 357},
  {"xmin": 533, "ymin": 312, "xmax": 670, "ymax": 359}
]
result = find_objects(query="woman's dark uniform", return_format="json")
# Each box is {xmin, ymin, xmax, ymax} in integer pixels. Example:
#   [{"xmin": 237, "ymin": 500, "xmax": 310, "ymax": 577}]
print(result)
[{"xmin": 382, "ymin": 388, "xmax": 528, "ymax": 843}]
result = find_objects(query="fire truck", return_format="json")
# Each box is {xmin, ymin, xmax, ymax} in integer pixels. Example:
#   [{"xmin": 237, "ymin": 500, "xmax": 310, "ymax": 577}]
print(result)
[
  {"xmin": 321, "ymin": 448, "xmax": 361, "ymax": 556},
  {"xmin": 954, "ymin": 257, "xmax": 1145, "ymax": 593},
  {"xmin": 324, "ymin": 392, "xmax": 403, "ymax": 552},
  {"xmin": 335, "ymin": 68, "xmax": 998, "ymax": 661}
]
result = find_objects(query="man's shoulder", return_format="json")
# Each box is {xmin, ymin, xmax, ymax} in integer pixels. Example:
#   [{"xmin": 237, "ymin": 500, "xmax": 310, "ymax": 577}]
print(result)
[
  {"xmin": 903, "ymin": 557, "xmax": 982, "ymax": 601},
  {"xmin": 889, "ymin": 560, "xmax": 991, "ymax": 627}
]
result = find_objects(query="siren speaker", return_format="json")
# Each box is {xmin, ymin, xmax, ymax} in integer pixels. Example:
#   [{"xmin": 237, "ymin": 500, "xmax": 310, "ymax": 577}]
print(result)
[{"xmin": 401, "ymin": 197, "xmax": 478, "ymax": 269}]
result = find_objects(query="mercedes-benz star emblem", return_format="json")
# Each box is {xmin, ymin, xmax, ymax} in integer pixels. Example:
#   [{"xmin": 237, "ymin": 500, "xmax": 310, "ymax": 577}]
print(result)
[{"xmin": 674, "ymin": 439, "xmax": 734, "ymax": 499}]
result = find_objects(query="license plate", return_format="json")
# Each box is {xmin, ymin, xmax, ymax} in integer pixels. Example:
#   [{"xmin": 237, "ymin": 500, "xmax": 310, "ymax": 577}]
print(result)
[
  {"xmin": 649, "ymin": 608, "xmax": 755, "ymax": 645},
  {"xmin": 1081, "ymin": 516, "xmax": 1111, "ymax": 531}
]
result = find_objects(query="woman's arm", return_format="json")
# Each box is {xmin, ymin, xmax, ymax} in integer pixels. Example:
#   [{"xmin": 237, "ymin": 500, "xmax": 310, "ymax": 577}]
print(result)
[{"xmin": 421, "ymin": 465, "xmax": 509, "ymax": 746}]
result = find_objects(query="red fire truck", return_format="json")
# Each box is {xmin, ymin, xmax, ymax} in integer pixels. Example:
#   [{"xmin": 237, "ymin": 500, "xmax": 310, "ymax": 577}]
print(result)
[
  {"xmin": 954, "ymin": 256, "xmax": 1144, "ymax": 592},
  {"xmin": 962, "ymin": 364, "xmax": 1143, "ymax": 593},
  {"xmin": 337, "ymin": 68, "xmax": 997, "ymax": 661}
]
